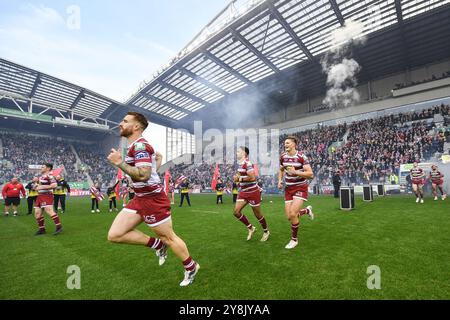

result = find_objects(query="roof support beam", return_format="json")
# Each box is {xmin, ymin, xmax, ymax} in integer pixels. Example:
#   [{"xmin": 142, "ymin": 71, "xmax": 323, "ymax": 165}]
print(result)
[
  {"xmin": 29, "ymin": 73, "xmax": 42, "ymax": 98},
  {"xmin": 394, "ymin": 0, "xmax": 410, "ymax": 70},
  {"xmin": 267, "ymin": 2, "xmax": 314, "ymax": 61},
  {"xmin": 229, "ymin": 28, "xmax": 280, "ymax": 73},
  {"xmin": 202, "ymin": 50, "xmax": 252, "ymax": 85},
  {"xmin": 141, "ymin": 93, "xmax": 193, "ymax": 115},
  {"xmin": 159, "ymin": 80, "xmax": 210, "ymax": 106},
  {"xmin": 179, "ymin": 67, "xmax": 228, "ymax": 96},
  {"xmin": 394, "ymin": 0, "xmax": 403, "ymax": 23},
  {"xmin": 70, "ymin": 90, "xmax": 85, "ymax": 109},
  {"xmin": 329, "ymin": 0, "xmax": 345, "ymax": 26}
]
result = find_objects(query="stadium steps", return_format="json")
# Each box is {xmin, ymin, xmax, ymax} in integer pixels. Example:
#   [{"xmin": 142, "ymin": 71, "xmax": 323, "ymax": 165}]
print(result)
[
  {"xmin": 444, "ymin": 142, "xmax": 450, "ymax": 155},
  {"xmin": 434, "ymin": 113, "xmax": 445, "ymax": 124},
  {"xmin": 70, "ymin": 144, "xmax": 94, "ymax": 185},
  {"xmin": 342, "ymin": 128, "xmax": 351, "ymax": 143},
  {"xmin": 158, "ymin": 153, "xmax": 193, "ymax": 173},
  {"xmin": 0, "ymin": 136, "xmax": 3, "ymax": 159}
]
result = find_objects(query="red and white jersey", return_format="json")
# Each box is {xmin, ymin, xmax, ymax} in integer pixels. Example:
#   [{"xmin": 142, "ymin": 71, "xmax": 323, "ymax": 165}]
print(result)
[
  {"xmin": 38, "ymin": 174, "xmax": 56, "ymax": 194},
  {"xmin": 430, "ymin": 170, "xmax": 444, "ymax": 183},
  {"xmin": 280, "ymin": 151, "xmax": 310, "ymax": 187},
  {"xmin": 237, "ymin": 158, "xmax": 258, "ymax": 193},
  {"xmin": 410, "ymin": 167, "xmax": 424, "ymax": 180},
  {"xmin": 125, "ymin": 137, "xmax": 162, "ymax": 196}
]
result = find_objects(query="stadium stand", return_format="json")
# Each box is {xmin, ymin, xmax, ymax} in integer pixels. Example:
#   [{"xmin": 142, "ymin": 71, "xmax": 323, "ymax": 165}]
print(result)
[
  {"xmin": 73, "ymin": 144, "xmax": 116, "ymax": 188},
  {"xmin": 167, "ymin": 104, "xmax": 450, "ymax": 191},
  {"xmin": 0, "ymin": 131, "xmax": 115, "ymax": 186}
]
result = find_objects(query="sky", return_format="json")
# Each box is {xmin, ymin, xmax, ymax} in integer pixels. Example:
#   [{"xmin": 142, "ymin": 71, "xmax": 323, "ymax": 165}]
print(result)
[{"xmin": 0, "ymin": 0, "xmax": 229, "ymax": 160}]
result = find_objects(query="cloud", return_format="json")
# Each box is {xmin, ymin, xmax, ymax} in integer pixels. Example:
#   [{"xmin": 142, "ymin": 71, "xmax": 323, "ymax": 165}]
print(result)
[{"xmin": 0, "ymin": 3, "xmax": 175, "ymax": 102}]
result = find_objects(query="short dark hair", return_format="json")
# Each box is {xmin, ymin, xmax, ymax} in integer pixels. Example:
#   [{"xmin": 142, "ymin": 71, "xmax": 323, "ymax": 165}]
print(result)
[
  {"xmin": 45, "ymin": 163, "xmax": 53, "ymax": 170},
  {"xmin": 286, "ymin": 135, "xmax": 299, "ymax": 145},
  {"xmin": 127, "ymin": 112, "xmax": 149, "ymax": 131},
  {"xmin": 240, "ymin": 146, "xmax": 249, "ymax": 156}
]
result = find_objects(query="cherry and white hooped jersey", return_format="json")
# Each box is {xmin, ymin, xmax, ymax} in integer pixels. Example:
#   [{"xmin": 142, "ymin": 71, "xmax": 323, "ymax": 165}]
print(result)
[
  {"xmin": 237, "ymin": 158, "xmax": 258, "ymax": 193},
  {"xmin": 125, "ymin": 137, "xmax": 162, "ymax": 196},
  {"xmin": 38, "ymin": 174, "xmax": 56, "ymax": 194},
  {"xmin": 430, "ymin": 170, "xmax": 444, "ymax": 183},
  {"xmin": 280, "ymin": 151, "xmax": 310, "ymax": 187},
  {"xmin": 410, "ymin": 167, "xmax": 424, "ymax": 180}
]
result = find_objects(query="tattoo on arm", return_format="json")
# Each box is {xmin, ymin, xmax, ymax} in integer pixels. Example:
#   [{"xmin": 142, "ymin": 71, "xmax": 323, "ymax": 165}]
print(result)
[{"xmin": 117, "ymin": 162, "xmax": 151, "ymax": 182}]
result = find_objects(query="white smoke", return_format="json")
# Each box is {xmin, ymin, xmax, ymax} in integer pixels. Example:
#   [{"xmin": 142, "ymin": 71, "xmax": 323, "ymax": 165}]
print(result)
[
  {"xmin": 322, "ymin": 19, "xmax": 366, "ymax": 109},
  {"xmin": 330, "ymin": 19, "xmax": 366, "ymax": 53}
]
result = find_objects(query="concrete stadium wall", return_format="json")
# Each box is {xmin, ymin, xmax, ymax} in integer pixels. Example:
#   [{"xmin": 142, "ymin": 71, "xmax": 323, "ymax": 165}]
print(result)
[
  {"xmin": 262, "ymin": 89, "xmax": 450, "ymax": 131},
  {"xmin": 258, "ymin": 58, "xmax": 450, "ymax": 129}
]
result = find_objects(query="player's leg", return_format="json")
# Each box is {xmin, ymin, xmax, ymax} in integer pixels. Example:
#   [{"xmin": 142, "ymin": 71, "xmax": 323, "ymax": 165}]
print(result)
[
  {"xmin": 298, "ymin": 205, "xmax": 314, "ymax": 220},
  {"xmin": 44, "ymin": 205, "xmax": 62, "ymax": 234},
  {"xmin": 95, "ymin": 199, "xmax": 100, "ymax": 212},
  {"xmin": 107, "ymin": 211, "xmax": 154, "ymax": 245},
  {"xmin": 412, "ymin": 184, "xmax": 419, "ymax": 202},
  {"xmin": 285, "ymin": 198, "xmax": 305, "ymax": 249},
  {"xmin": 216, "ymin": 195, "xmax": 219, "ymax": 204},
  {"xmin": 91, "ymin": 198, "xmax": 95, "ymax": 212},
  {"xmin": 109, "ymin": 200, "xmax": 113, "ymax": 212},
  {"xmin": 233, "ymin": 199, "xmax": 255, "ymax": 240},
  {"xmin": 418, "ymin": 184, "xmax": 424, "ymax": 203},
  {"xmin": 34, "ymin": 207, "xmax": 46, "ymax": 235},
  {"xmin": 250, "ymin": 205, "xmax": 270, "ymax": 242},
  {"xmin": 113, "ymin": 197, "xmax": 117, "ymax": 210},
  {"xmin": 151, "ymin": 219, "xmax": 200, "ymax": 286},
  {"xmin": 432, "ymin": 183, "xmax": 438, "ymax": 200},
  {"xmin": 438, "ymin": 183, "xmax": 446, "ymax": 199}
]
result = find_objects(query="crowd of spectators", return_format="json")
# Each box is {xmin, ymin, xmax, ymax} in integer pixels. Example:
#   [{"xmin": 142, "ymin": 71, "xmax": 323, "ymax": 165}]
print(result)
[
  {"xmin": 74, "ymin": 144, "xmax": 116, "ymax": 188},
  {"xmin": 0, "ymin": 132, "xmax": 116, "ymax": 187},
  {"xmin": 0, "ymin": 132, "xmax": 81, "ymax": 184},
  {"xmin": 1, "ymin": 104, "xmax": 448, "ymax": 191},
  {"xmin": 167, "ymin": 104, "xmax": 449, "ymax": 190}
]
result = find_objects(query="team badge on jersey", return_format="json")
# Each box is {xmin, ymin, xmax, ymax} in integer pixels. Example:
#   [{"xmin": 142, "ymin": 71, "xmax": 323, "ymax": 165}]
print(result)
[
  {"xmin": 135, "ymin": 143, "xmax": 146, "ymax": 151},
  {"xmin": 135, "ymin": 151, "xmax": 150, "ymax": 160}
]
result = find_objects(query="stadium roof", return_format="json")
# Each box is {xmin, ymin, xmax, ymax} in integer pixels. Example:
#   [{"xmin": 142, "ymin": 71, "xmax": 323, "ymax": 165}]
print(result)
[
  {"xmin": 123, "ymin": 0, "xmax": 450, "ymax": 130},
  {"xmin": 0, "ymin": 57, "xmax": 123, "ymax": 121}
]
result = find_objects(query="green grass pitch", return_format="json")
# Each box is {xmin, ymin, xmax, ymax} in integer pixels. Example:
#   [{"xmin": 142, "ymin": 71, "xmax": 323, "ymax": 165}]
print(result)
[{"xmin": 1, "ymin": 194, "xmax": 449, "ymax": 300}]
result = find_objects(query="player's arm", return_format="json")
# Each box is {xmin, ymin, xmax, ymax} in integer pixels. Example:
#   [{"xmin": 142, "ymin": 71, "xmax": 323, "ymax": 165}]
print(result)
[
  {"xmin": 292, "ymin": 164, "xmax": 314, "ymax": 180},
  {"xmin": 107, "ymin": 148, "xmax": 151, "ymax": 182},
  {"xmin": 155, "ymin": 151, "xmax": 163, "ymax": 171},
  {"xmin": 37, "ymin": 182, "xmax": 57, "ymax": 190},
  {"xmin": 117, "ymin": 164, "xmax": 151, "ymax": 182},
  {"xmin": 278, "ymin": 167, "xmax": 285, "ymax": 189},
  {"xmin": 239, "ymin": 169, "xmax": 256, "ymax": 182}
]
